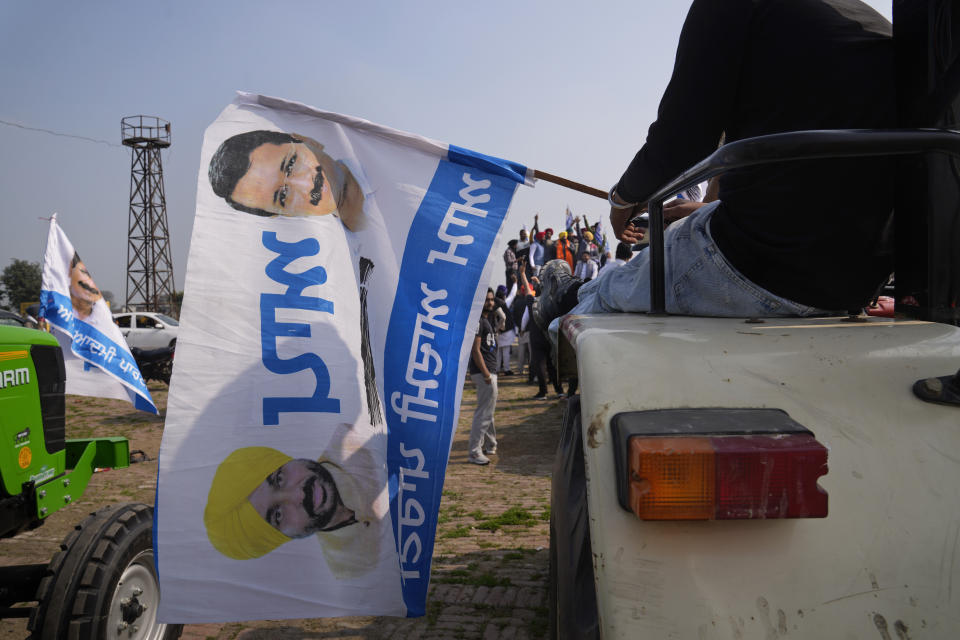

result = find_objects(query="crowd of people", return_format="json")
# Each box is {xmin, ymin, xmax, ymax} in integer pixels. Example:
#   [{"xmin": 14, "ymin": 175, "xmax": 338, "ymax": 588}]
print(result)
[
  {"xmin": 499, "ymin": 213, "xmax": 631, "ymax": 385},
  {"xmin": 501, "ymin": 212, "xmax": 619, "ymax": 286},
  {"xmin": 464, "ymin": 211, "xmax": 634, "ymax": 465}
]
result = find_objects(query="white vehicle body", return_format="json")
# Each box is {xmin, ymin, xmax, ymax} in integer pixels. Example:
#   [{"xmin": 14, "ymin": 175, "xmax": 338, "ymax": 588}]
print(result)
[
  {"xmin": 111, "ymin": 312, "xmax": 179, "ymax": 350},
  {"xmin": 559, "ymin": 313, "xmax": 960, "ymax": 638}
]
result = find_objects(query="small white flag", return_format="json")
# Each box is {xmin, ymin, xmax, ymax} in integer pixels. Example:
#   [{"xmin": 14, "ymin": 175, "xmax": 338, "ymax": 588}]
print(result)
[{"xmin": 39, "ymin": 214, "xmax": 156, "ymax": 413}]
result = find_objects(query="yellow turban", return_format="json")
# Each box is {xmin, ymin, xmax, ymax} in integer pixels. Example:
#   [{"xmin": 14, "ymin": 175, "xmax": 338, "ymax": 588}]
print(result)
[
  {"xmin": 582, "ymin": 230, "xmax": 593, "ymax": 241},
  {"xmin": 204, "ymin": 446, "xmax": 293, "ymax": 560},
  {"xmin": 558, "ymin": 231, "xmax": 567, "ymax": 239}
]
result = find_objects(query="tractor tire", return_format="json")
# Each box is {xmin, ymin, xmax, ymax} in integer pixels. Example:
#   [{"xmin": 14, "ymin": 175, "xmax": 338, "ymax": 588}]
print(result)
[
  {"xmin": 29, "ymin": 503, "xmax": 181, "ymax": 640},
  {"xmin": 548, "ymin": 396, "xmax": 599, "ymax": 640}
]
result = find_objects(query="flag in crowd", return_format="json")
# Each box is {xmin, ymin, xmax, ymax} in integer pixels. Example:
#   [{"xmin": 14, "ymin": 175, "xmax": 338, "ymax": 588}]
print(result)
[
  {"xmin": 38, "ymin": 214, "xmax": 156, "ymax": 413},
  {"xmin": 155, "ymin": 93, "xmax": 530, "ymax": 622}
]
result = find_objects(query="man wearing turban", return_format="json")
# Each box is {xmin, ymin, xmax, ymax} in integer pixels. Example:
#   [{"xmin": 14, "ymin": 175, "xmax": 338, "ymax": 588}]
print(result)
[{"xmin": 204, "ymin": 445, "xmax": 385, "ymax": 578}]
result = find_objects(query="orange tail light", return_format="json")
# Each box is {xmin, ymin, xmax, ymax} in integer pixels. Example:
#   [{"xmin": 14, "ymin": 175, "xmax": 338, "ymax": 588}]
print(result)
[{"xmin": 613, "ymin": 410, "xmax": 829, "ymax": 521}]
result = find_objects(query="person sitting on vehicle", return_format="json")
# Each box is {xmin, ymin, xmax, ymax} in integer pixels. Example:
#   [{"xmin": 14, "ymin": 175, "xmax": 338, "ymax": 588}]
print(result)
[{"xmin": 536, "ymin": 0, "xmax": 895, "ymax": 330}]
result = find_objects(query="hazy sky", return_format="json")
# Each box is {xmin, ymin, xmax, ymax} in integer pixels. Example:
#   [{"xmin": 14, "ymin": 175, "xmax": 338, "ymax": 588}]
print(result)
[{"xmin": 0, "ymin": 0, "xmax": 892, "ymax": 301}]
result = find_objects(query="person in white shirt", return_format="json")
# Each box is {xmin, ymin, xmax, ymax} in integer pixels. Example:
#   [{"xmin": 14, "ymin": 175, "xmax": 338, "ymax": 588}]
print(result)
[
  {"xmin": 517, "ymin": 228, "xmax": 530, "ymax": 252},
  {"xmin": 494, "ymin": 282, "xmax": 519, "ymax": 374},
  {"xmin": 574, "ymin": 250, "xmax": 599, "ymax": 282},
  {"xmin": 529, "ymin": 232, "xmax": 545, "ymax": 277}
]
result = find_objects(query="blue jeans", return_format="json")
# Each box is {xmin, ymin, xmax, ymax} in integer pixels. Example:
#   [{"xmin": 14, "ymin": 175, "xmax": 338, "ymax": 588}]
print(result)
[{"xmin": 566, "ymin": 202, "xmax": 832, "ymax": 318}]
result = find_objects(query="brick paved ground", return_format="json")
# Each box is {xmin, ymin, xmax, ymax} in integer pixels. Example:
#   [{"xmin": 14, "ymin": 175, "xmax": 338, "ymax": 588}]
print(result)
[{"xmin": 2, "ymin": 372, "xmax": 566, "ymax": 640}]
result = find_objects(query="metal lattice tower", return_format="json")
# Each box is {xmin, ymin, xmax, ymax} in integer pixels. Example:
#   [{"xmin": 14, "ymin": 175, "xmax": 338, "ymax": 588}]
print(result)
[{"xmin": 121, "ymin": 115, "xmax": 175, "ymax": 313}]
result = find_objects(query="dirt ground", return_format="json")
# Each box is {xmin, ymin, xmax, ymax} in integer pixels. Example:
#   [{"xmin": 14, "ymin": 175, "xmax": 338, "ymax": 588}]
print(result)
[{"xmin": 1, "ymin": 371, "xmax": 567, "ymax": 639}]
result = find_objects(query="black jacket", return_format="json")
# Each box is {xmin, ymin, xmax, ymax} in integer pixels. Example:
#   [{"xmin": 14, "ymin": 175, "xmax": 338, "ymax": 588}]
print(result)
[{"xmin": 616, "ymin": 0, "xmax": 895, "ymax": 309}]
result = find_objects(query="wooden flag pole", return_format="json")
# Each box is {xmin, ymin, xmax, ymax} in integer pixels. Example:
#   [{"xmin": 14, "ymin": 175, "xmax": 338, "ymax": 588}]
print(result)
[{"xmin": 531, "ymin": 169, "xmax": 607, "ymax": 200}]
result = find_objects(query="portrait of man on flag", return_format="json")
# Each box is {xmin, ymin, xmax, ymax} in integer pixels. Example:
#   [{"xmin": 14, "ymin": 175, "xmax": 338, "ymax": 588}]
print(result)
[
  {"xmin": 208, "ymin": 130, "xmax": 364, "ymax": 228},
  {"xmin": 68, "ymin": 252, "xmax": 103, "ymax": 321},
  {"xmin": 204, "ymin": 438, "xmax": 387, "ymax": 579}
]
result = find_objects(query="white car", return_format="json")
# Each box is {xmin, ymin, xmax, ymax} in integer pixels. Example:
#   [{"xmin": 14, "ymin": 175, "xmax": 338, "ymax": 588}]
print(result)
[{"xmin": 112, "ymin": 312, "xmax": 179, "ymax": 350}]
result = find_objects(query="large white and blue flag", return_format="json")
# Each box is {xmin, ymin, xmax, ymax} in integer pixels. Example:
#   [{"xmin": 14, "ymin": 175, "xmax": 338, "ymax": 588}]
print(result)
[
  {"xmin": 156, "ymin": 93, "xmax": 530, "ymax": 622},
  {"xmin": 39, "ymin": 214, "xmax": 156, "ymax": 413}
]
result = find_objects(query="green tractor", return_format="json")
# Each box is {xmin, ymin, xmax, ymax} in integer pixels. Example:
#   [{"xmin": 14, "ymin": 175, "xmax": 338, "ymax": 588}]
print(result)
[{"xmin": 0, "ymin": 324, "xmax": 180, "ymax": 639}]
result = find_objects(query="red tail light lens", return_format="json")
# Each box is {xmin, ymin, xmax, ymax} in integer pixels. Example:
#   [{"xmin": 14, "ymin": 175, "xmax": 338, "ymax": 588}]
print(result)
[{"xmin": 629, "ymin": 434, "xmax": 828, "ymax": 520}]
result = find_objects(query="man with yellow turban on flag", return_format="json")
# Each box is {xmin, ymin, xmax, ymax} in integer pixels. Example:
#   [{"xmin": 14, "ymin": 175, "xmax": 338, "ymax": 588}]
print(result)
[{"xmin": 204, "ymin": 445, "xmax": 385, "ymax": 579}]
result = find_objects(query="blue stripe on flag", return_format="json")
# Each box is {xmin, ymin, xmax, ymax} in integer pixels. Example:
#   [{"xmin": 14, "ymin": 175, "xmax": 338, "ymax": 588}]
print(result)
[
  {"xmin": 447, "ymin": 145, "xmax": 528, "ymax": 185},
  {"xmin": 40, "ymin": 289, "xmax": 157, "ymax": 414},
  {"xmin": 384, "ymin": 157, "xmax": 517, "ymax": 616}
]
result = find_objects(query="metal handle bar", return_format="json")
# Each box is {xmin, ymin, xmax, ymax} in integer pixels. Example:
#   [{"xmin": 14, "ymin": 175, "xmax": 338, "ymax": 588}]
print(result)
[{"xmin": 645, "ymin": 128, "xmax": 960, "ymax": 314}]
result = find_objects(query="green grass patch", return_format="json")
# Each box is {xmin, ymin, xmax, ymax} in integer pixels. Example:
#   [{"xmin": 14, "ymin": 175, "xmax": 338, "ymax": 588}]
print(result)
[
  {"xmin": 438, "ymin": 504, "xmax": 466, "ymax": 524},
  {"xmin": 540, "ymin": 505, "xmax": 551, "ymax": 521},
  {"xmin": 475, "ymin": 506, "xmax": 539, "ymax": 532},
  {"xmin": 468, "ymin": 509, "xmax": 485, "ymax": 520},
  {"xmin": 477, "ymin": 540, "xmax": 499, "ymax": 549},
  {"xmin": 473, "ymin": 572, "xmax": 511, "ymax": 588},
  {"xmin": 439, "ymin": 526, "xmax": 471, "ymax": 539}
]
